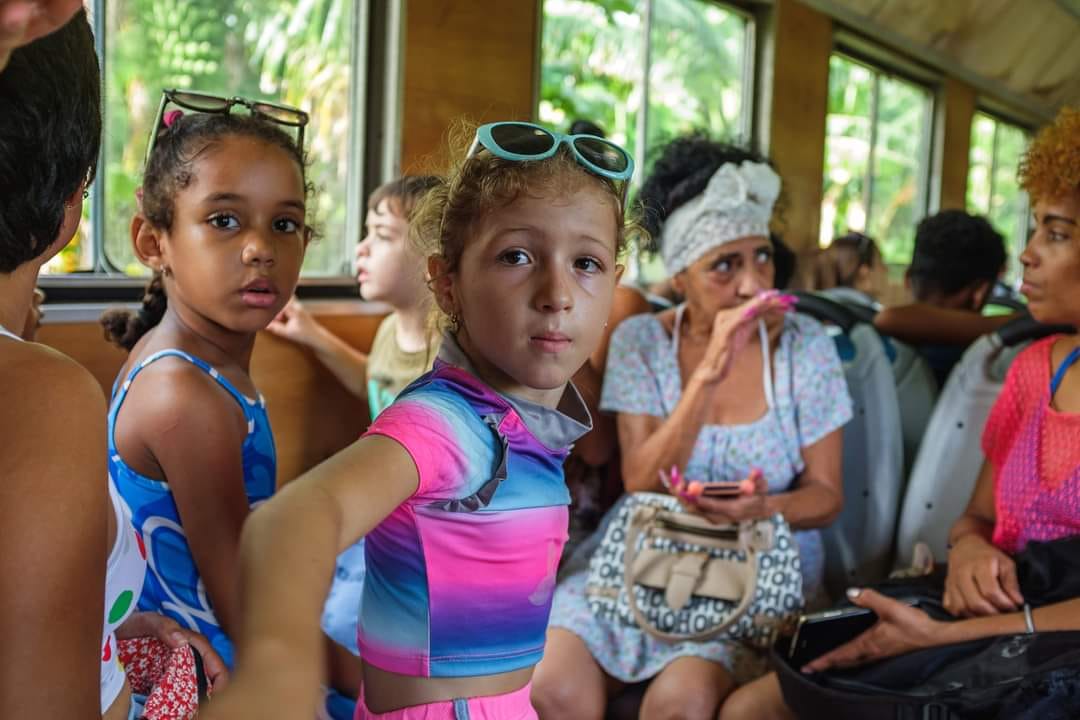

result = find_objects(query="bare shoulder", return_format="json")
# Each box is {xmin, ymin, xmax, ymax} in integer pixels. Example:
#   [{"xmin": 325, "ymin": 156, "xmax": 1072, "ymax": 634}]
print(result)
[
  {"xmin": 0, "ymin": 343, "xmax": 107, "ymax": 494},
  {"xmin": 1, "ymin": 342, "xmax": 106, "ymax": 423},
  {"xmin": 118, "ymin": 355, "xmax": 249, "ymax": 440}
]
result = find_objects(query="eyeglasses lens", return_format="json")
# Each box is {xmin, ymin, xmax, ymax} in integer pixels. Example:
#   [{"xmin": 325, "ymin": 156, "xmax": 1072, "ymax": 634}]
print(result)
[
  {"xmin": 252, "ymin": 103, "xmax": 307, "ymax": 126},
  {"xmin": 489, "ymin": 124, "xmax": 556, "ymax": 155},
  {"xmin": 169, "ymin": 92, "xmax": 231, "ymax": 112},
  {"xmin": 574, "ymin": 137, "xmax": 629, "ymax": 173}
]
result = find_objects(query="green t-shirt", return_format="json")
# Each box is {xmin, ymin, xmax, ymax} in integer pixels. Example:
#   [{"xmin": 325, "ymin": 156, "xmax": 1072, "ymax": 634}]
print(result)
[{"xmin": 366, "ymin": 313, "xmax": 436, "ymax": 419}]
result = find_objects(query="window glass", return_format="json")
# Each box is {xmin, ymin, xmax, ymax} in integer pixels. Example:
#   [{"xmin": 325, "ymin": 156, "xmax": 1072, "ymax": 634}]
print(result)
[
  {"xmin": 42, "ymin": 0, "xmax": 357, "ymax": 277},
  {"xmin": 540, "ymin": 0, "xmax": 753, "ymax": 283},
  {"xmin": 968, "ymin": 113, "xmax": 1029, "ymax": 281},
  {"xmin": 820, "ymin": 54, "xmax": 933, "ymax": 266}
]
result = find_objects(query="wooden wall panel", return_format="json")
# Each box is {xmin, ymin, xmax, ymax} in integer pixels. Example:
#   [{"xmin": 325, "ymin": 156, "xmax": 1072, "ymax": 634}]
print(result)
[
  {"xmin": 37, "ymin": 310, "xmax": 387, "ymax": 487},
  {"xmin": 768, "ymin": 0, "xmax": 833, "ymax": 283},
  {"xmin": 401, "ymin": 0, "xmax": 540, "ymax": 173},
  {"xmin": 938, "ymin": 77, "xmax": 977, "ymax": 211}
]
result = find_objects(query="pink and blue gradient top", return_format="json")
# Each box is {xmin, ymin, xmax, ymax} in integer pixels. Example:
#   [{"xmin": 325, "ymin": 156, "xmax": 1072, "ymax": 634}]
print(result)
[{"xmin": 358, "ymin": 337, "xmax": 591, "ymax": 678}]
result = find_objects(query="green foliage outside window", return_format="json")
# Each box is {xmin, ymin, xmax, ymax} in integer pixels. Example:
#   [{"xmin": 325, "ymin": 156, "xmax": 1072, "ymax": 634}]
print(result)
[
  {"xmin": 820, "ymin": 54, "xmax": 932, "ymax": 266},
  {"xmin": 967, "ymin": 112, "xmax": 1029, "ymax": 282},
  {"xmin": 44, "ymin": 0, "xmax": 355, "ymax": 276},
  {"xmin": 539, "ymin": 0, "xmax": 751, "ymax": 282}
]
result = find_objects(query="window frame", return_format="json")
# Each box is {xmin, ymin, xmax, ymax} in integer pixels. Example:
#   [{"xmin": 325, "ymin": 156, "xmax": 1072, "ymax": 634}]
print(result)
[
  {"xmin": 820, "ymin": 39, "xmax": 938, "ymax": 268},
  {"xmin": 43, "ymin": 0, "xmax": 387, "ymax": 297}
]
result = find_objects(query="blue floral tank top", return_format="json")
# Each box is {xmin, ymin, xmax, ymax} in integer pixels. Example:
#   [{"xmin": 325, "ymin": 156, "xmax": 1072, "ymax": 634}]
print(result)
[{"xmin": 109, "ymin": 349, "xmax": 276, "ymax": 669}]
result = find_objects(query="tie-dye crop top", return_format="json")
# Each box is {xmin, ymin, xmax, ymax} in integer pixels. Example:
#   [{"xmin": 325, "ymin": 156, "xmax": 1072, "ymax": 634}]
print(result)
[{"xmin": 358, "ymin": 334, "xmax": 591, "ymax": 678}]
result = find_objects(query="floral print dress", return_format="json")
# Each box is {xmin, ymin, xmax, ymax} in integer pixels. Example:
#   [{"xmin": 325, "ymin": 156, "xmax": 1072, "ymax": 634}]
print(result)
[{"xmin": 549, "ymin": 310, "xmax": 852, "ymax": 683}]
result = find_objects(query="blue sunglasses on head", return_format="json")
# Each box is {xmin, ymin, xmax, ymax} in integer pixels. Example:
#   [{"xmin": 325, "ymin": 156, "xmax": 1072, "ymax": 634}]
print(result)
[{"xmin": 467, "ymin": 122, "xmax": 635, "ymax": 189}]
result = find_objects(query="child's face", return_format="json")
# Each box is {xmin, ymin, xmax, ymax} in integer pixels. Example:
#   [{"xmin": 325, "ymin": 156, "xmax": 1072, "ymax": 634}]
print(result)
[
  {"xmin": 448, "ymin": 182, "xmax": 621, "ymax": 405},
  {"xmin": 355, "ymin": 198, "xmax": 427, "ymax": 307},
  {"xmin": 158, "ymin": 135, "xmax": 307, "ymax": 334}
]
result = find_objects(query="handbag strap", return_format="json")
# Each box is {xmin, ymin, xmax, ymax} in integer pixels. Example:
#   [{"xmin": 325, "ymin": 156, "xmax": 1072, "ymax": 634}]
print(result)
[{"xmin": 622, "ymin": 506, "xmax": 761, "ymax": 642}]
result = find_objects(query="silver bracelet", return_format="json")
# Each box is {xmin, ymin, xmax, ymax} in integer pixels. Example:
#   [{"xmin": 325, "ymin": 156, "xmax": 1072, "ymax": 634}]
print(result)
[{"xmin": 1023, "ymin": 603, "xmax": 1036, "ymax": 634}]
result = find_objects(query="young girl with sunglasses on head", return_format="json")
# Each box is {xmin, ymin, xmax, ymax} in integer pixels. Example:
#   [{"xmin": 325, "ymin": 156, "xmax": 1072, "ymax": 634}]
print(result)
[
  {"xmin": 99, "ymin": 97, "xmax": 312, "ymax": 673},
  {"xmin": 199, "ymin": 121, "xmax": 635, "ymax": 720}
]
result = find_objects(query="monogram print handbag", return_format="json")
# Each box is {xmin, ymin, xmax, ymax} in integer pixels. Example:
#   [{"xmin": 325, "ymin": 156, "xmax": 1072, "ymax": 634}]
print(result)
[{"xmin": 585, "ymin": 492, "xmax": 804, "ymax": 645}]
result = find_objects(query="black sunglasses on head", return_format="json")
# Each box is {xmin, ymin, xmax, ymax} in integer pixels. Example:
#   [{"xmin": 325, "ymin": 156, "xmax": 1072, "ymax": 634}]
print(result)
[{"xmin": 144, "ymin": 89, "xmax": 309, "ymax": 167}]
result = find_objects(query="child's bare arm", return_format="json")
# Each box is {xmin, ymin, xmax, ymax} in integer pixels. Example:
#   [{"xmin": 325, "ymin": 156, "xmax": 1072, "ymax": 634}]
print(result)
[
  {"xmin": 267, "ymin": 298, "xmax": 369, "ymax": 399},
  {"xmin": 874, "ymin": 304, "xmax": 1017, "ymax": 346},
  {"xmin": 136, "ymin": 367, "xmax": 253, "ymax": 639},
  {"xmin": 210, "ymin": 435, "xmax": 418, "ymax": 717}
]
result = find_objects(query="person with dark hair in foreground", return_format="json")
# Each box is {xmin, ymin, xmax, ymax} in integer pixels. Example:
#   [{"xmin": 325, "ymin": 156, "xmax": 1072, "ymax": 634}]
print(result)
[{"xmin": 0, "ymin": 12, "xmax": 226, "ymax": 719}]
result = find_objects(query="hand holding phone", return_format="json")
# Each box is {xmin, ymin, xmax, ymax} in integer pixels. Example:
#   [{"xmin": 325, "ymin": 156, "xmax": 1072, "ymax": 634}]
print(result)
[{"xmin": 787, "ymin": 597, "xmax": 921, "ymax": 668}]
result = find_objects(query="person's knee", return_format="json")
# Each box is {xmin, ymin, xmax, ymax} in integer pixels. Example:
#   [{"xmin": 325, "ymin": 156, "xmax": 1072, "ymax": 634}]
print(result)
[
  {"xmin": 639, "ymin": 680, "xmax": 720, "ymax": 720},
  {"xmin": 532, "ymin": 667, "xmax": 605, "ymax": 720},
  {"xmin": 718, "ymin": 674, "xmax": 792, "ymax": 720}
]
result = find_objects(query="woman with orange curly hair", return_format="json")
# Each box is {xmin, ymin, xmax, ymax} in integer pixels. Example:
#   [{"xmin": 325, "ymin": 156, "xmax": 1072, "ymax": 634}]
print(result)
[{"xmin": 719, "ymin": 106, "xmax": 1080, "ymax": 720}]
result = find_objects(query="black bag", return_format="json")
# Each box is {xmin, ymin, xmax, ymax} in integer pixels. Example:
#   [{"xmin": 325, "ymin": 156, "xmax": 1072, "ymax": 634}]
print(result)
[{"xmin": 774, "ymin": 537, "xmax": 1080, "ymax": 720}]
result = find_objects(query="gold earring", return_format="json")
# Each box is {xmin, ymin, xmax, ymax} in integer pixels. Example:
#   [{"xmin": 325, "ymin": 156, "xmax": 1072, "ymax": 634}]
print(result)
[{"xmin": 449, "ymin": 311, "xmax": 461, "ymax": 331}]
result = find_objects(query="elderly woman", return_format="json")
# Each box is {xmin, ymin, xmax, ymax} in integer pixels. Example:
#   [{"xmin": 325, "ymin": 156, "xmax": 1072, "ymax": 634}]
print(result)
[
  {"xmin": 531, "ymin": 137, "xmax": 851, "ymax": 720},
  {"xmin": 722, "ymin": 106, "xmax": 1080, "ymax": 720}
]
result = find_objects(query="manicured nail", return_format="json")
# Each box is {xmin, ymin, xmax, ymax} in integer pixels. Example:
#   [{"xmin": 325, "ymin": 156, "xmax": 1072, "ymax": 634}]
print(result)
[
  {"xmin": 846, "ymin": 587, "xmax": 862, "ymax": 600},
  {"xmin": 686, "ymin": 481, "xmax": 704, "ymax": 497},
  {"xmin": 170, "ymin": 631, "xmax": 187, "ymax": 645}
]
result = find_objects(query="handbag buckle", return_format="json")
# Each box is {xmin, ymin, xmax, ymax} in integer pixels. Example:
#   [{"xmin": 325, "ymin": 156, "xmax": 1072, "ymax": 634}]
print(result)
[{"xmin": 665, "ymin": 552, "xmax": 709, "ymax": 611}]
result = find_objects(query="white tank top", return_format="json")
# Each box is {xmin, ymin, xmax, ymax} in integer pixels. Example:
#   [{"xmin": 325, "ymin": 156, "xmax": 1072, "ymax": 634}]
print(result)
[{"xmin": 0, "ymin": 322, "xmax": 147, "ymax": 713}]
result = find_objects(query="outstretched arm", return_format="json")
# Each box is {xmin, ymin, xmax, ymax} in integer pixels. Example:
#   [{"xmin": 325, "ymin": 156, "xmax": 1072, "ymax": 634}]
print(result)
[
  {"xmin": 203, "ymin": 435, "xmax": 418, "ymax": 718},
  {"xmin": 874, "ymin": 304, "xmax": 1017, "ymax": 346}
]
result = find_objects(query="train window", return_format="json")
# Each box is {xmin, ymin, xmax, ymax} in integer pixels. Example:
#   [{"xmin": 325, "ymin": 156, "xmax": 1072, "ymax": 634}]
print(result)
[
  {"xmin": 539, "ymin": 0, "xmax": 754, "ymax": 283},
  {"xmin": 819, "ymin": 53, "xmax": 934, "ymax": 266},
  {"xmin": 539, "ymin": 0, "xmax": 754, "ymax": 173},
  {"xmin": 41, "ymin": 0, "xmax": 364, "ymax": 280},
  {"xmin": 967, "ymin": 112, "xmax": 1030, "ymax": 282}
]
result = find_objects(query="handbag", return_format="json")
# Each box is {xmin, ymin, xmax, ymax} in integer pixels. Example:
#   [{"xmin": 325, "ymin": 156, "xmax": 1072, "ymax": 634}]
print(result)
[{"xmin": 585, "ymin": 492, "xmax": 804, "ymax": 645}]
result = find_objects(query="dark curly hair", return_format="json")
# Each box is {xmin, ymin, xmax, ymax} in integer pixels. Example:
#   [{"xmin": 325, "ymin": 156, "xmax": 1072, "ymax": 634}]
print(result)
[
  {"xmin": 101, "ymin": 112, "xmax": 310, "ymax": 350},
  {"xmin": 0, "ymin": 9, "xmax": 100, "ymax": 273},
  {"xmin": 908, "ymin": 210, "xmax": 1005, "ymax": 300},
  {"xmin": 634, "ymin": 133, "xmax": 776, "ymax": 252}
]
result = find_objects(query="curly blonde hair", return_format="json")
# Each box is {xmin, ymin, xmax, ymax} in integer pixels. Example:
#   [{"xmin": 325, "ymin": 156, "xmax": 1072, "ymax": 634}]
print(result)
[
  {"xmin": 410, "ymin": 122, "xmax": 644, "ymax": 275},
  {"xmin": 1018, "ymin": 106, "xmax": 1080, "ymax": 202}
]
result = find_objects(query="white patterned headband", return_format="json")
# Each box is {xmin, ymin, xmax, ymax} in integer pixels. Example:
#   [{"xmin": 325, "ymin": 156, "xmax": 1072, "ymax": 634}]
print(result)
[{"xmin": 660, "ymin": 160, "xmax": 781, "ymax": 276}]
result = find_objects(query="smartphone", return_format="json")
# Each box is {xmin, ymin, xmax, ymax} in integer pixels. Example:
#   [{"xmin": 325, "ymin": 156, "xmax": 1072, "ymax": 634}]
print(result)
[
  {"xmin": 700, "ymin": 481, "xmax": 744, "ymax": 498},
  {"xmin": 787, "ymin": 597, "xmax": 919, "ymax": 667}
]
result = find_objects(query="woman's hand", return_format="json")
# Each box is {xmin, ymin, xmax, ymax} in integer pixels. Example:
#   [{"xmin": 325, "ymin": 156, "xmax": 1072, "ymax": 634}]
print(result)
[
  {"xmin": 802, "ymin": 589, "xmax": 944, "ymax": 673},
  {"xmin": 117, "ymin": 612, "xmax": 229, "ymax": 693},
  {"xmin": 691, "ymin": 470, "xmax": 770, "ymax": 524},
  {"xmin": 944, "ymin": 534, "xmax": 1024, "ymax": 617},
  {"xmin": 661, "ymin": 467, "xmax": 770, "ymax": 524},
  {"xmin": 689, "ymin": 291, "xmax": 795, "ymax": 387},
  {"xmin": 266, "ymin": 297, "xmax": 324, "ymax": 347}
]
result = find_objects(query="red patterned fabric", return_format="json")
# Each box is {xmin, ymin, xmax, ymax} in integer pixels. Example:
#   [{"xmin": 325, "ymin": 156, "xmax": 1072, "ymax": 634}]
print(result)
[
  {"xmin": 982, "ymin": 336, "xmax": 1080, "ymax": 554},
  {"xmin": 118, "ymin": 637, "xmax": 199, "ymax": 720}
]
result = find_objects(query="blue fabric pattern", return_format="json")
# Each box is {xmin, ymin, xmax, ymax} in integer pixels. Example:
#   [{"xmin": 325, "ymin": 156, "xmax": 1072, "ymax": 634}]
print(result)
[{"xmin": 109, "ymin": 349, "xmax": 276, "ymax": 669}]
